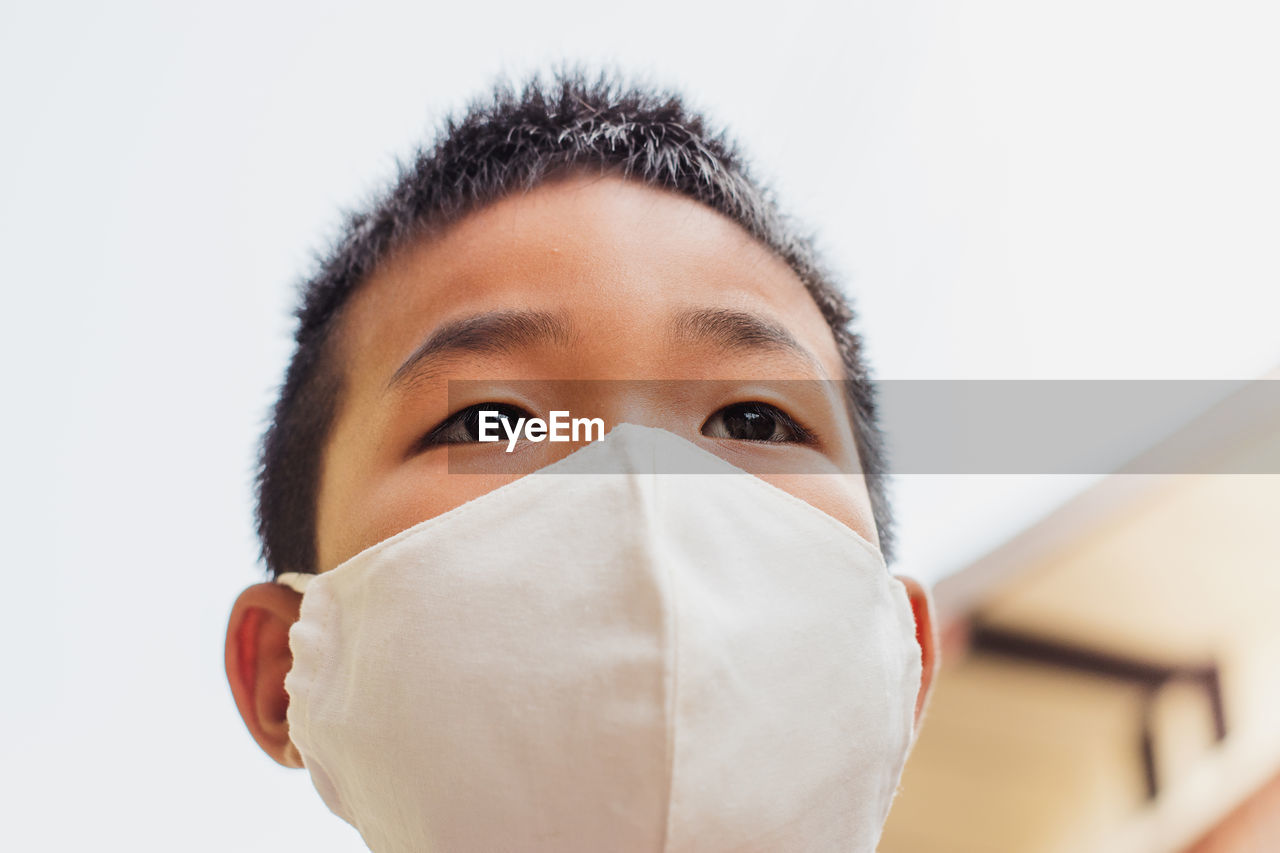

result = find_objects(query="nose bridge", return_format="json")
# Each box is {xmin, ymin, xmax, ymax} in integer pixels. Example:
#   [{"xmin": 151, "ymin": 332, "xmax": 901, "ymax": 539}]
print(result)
[{"xmin": 569, "ymin": 380, "xmax": 694, "ymax": 438}]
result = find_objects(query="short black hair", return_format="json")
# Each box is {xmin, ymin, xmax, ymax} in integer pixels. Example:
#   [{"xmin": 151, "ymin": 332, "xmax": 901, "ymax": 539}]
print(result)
[{"xmin": 256, "ymin": 69, "xmax": 894, "ymax": 577}]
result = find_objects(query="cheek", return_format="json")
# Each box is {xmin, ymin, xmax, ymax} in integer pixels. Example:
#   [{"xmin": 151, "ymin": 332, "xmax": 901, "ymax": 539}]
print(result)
[{"xmin": 752, "ymin": 473, "xmax": 880, "ymax": 549}]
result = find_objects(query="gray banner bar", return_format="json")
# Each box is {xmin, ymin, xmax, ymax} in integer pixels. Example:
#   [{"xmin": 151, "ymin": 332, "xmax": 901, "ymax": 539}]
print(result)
[{"xmin": 441, "ymin": 379, "xmax": 1280, "ymax": 474}]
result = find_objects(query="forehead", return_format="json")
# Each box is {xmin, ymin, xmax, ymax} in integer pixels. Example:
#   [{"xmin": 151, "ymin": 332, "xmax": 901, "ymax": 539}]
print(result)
[{"xmin": 334, "ymin": 174, "xmax": 844, "ymax": 392}]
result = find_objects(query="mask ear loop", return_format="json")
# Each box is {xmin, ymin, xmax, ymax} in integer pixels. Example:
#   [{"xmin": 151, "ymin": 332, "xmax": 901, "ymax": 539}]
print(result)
[{"xmin": 275, "ymin": 572, "xmax": 314, "ymax": 595}]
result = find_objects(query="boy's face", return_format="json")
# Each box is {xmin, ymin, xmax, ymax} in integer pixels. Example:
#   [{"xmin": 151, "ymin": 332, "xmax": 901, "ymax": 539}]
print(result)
[
  {"xmin": 315, "ymin": 174, "xmax": 878, "ymax": 572},
  {"xmin": 227, "ymin": 173, "xmax": 938, "ymax": 774}
]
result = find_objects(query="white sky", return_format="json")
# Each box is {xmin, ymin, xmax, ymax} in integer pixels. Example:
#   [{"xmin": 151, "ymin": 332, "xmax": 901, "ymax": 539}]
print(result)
[{"xmin": 2, "ymin": 1, "xmax": 1277, "ymax": 849}]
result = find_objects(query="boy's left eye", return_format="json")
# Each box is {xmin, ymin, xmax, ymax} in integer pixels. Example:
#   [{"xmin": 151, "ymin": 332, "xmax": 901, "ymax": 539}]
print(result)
[{"xmin": 701, "ymin": 402, "xmax": 810, "ymax": 443}]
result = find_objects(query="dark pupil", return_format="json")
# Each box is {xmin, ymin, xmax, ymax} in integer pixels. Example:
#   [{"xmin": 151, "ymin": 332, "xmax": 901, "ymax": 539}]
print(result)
[{"xmin": 724, "ymin": 404, "xmax": 775, "ymax": 441}]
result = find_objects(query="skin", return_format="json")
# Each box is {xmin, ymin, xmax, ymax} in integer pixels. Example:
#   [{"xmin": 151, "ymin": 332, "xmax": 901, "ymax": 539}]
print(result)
[{"xmin": 226, "ymin": 173, "xmax": 938, "ymax": 769}]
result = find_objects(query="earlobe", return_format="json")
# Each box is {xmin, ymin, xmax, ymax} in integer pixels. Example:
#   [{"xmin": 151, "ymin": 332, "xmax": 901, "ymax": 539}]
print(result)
[
  {"xmin": 225, "ymin": 581, "xmax": 305, "ymax": 768},
  {"xmin": 894, "ymin": 575, "xmax": 939, "ymax": 728}
]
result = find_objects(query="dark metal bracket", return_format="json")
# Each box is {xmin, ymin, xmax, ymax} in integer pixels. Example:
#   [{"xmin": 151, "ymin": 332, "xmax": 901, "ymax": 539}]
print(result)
[{"xmin": 968, "ymin": 622, "xmax": 1227, "ymax": 800}]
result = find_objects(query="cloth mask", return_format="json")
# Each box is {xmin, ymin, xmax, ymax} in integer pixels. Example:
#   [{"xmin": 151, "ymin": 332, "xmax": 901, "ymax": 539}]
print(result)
[{"xmin": 276, "ymin": 424, "xmax": 922, "ymax": 852}]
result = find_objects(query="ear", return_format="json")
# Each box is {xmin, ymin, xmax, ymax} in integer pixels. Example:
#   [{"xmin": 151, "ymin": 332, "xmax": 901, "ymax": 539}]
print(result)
[
  {"xmin": 894, "ymin": 575, "xmax": 939, "ymax": 727},
  {"xmin": 225, "ymin": 581, "xmax": 305, "ymax": 768}
]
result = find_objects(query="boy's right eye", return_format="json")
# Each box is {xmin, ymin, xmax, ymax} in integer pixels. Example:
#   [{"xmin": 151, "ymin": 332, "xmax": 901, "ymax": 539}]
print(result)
[{"xmin": 419, "ymin": 403, "xmax": 532, "ymax": 448}]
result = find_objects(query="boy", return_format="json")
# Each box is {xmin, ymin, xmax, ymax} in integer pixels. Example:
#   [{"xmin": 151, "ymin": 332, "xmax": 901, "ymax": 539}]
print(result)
[{"xmin": 226, "ymin": 72, "xmax": 937, "ymax": 851}]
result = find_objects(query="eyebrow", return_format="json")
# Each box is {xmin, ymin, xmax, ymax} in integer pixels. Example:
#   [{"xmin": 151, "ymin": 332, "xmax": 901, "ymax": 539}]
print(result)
[
  {"xmin": 386, "ymin": 309, "xmax": 575, "ymax": 390},
  {"xmin": 668, "ymin": 307, "xmax": 823, "ymax": 371},
  {"xmin": 386, "ymin": 305, "xmax": 824, "ymax": 392}
]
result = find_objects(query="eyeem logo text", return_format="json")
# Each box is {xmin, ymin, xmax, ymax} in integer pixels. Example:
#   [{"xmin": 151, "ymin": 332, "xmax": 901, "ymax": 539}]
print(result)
[{"xmin": 478, "ymin": 410, "xmax": 606, "ymax": 452}]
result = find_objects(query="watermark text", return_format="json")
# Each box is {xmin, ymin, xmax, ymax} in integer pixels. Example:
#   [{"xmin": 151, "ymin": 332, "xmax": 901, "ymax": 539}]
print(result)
[{"xmin": 478, "ymin": 410, "xmax": 606, "ymax": 452}]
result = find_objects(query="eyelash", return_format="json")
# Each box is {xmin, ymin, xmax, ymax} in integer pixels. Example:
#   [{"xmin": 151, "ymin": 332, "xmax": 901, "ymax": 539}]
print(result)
[
  {"xmin": 417, "ymin": 402, "xmax": 532, "ymax": 450},
  {"xmin": 415, "ymin": 401, "xmax": 816, "ymax": 450},
  {"xmin": 702, "ymin": 401, "xmax": 814, "ymax": 444}
]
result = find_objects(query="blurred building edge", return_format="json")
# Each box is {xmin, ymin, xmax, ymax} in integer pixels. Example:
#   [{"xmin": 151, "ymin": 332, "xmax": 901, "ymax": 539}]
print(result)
[{"xmin": 880, "ymin": 370, "xmax": 1280, "ymax": 853}]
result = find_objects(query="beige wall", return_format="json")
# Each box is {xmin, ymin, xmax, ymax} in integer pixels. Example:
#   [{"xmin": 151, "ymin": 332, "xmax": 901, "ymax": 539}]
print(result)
[{"xmin": 881, "ymin": 423, "xmax": 1280, "ymax": 853}]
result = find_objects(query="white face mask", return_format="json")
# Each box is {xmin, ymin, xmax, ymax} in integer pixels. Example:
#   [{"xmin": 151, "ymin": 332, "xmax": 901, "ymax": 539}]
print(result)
[{"xmin": 276, "ymin": 425, "xmax": 921, "ymax": 853}]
